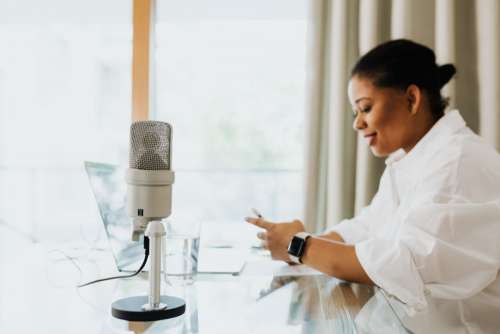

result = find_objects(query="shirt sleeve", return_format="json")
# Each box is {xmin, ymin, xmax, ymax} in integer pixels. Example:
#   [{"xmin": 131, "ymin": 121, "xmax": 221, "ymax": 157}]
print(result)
[
  {"xmin": 356, "ymin": 199, "xmax": 500, "ymax": 313},
  {"xmin": 324, "ymin": 205, "xmax": 373, "ymax": 244}
]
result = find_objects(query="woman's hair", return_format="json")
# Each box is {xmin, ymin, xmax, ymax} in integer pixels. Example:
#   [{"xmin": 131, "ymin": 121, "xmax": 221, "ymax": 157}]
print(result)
[{"xmin": 351, "ymin": 39, "xmax": 456, "ymax": 121}]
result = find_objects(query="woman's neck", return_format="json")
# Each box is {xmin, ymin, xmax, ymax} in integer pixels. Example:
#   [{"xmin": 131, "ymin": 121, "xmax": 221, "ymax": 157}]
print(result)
[{"xmin": 403, "ymin": 111, "xmax": 437, "ymax": 153}]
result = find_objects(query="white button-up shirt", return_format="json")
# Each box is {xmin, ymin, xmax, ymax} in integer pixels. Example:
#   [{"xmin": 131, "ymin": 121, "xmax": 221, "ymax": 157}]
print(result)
[{"xmin": 328, "ymin": 110, "xmax": 500, "ymax": 331}]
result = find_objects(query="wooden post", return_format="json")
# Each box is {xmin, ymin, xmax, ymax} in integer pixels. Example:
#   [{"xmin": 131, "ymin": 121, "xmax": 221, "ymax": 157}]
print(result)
[{"xmin": 132, "ymin": 0, "xmax": 154, "ymax": 121}]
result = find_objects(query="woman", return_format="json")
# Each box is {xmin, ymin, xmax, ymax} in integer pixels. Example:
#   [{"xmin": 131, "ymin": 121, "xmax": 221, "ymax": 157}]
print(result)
[{"xmin": 246, "ymin": 39, "xmax": 500, "ymax": 325}]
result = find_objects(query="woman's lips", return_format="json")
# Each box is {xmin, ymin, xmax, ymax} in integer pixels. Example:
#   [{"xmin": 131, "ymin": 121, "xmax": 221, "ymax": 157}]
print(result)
[{"xmin": 364, "ymin": 133, "xmax": 377, "ymax": 146}]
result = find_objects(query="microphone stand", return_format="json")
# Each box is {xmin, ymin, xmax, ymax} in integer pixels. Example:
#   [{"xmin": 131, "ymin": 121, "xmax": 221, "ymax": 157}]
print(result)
[
  {"xmin": 111, "ymin": 220, "xmax": 186, "ymax": 321},
  {"xmin": 144, "ymin": 220, "xmax": 166, "ymax": 310}
]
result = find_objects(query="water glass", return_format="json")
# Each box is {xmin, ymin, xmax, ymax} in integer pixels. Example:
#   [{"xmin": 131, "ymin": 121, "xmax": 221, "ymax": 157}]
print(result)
[{"xmin": 163, "ymin": 219, "xmax": 201, "ymax": 284}]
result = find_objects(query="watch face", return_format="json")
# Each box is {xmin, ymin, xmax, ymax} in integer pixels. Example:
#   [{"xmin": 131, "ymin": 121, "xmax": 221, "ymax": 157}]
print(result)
[{"xmin": 288, "ymin": 236, "xmax": 305, "ymax": 256}]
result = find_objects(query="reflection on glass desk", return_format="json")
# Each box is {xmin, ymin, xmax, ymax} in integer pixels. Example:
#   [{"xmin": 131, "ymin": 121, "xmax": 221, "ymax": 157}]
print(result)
[{"xmin": 0, "ymin": 224, "xmax": 412, "ymax": 334}]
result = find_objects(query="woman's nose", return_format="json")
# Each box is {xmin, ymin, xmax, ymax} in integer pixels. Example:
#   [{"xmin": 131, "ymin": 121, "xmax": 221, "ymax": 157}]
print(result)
[{"xmin": 352, "ymin": 113, "xmax": 366, "ymax": 131}]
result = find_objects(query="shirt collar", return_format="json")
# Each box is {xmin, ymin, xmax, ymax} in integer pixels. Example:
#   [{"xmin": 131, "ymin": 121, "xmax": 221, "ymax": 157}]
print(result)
[{"xmin": 384, "ymin": 109, "xmax": 466, "ymax": 170}]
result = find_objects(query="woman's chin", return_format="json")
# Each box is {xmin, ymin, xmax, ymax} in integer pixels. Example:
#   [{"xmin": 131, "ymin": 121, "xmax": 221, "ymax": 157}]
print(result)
[{"xmin": 369, "ymin": 146, "xmax": 389, "ymax": 158}]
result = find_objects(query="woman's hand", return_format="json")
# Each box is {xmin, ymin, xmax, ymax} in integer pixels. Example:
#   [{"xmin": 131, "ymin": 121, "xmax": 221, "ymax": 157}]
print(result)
[{"xmin": 245, "ymin": 217, "xmax": 305, "ymax": 263}]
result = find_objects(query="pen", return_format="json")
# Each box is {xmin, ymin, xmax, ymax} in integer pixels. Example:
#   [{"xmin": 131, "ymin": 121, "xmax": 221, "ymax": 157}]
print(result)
[{"xmin": 251, "ymin": 208, "xmax": 263, "ymax": 219}]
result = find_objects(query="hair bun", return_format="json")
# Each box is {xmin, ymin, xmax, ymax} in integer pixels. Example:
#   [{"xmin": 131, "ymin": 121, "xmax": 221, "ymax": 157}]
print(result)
[{"xmin": 438, "ymin": 64, "xmax": 456, "ymax": 88}]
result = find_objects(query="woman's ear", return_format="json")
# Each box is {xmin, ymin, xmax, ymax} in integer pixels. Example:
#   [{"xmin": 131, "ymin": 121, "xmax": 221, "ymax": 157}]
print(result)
[{"xmin": 406, "ymin": 84, "xmax": 422, "ymax": 115}]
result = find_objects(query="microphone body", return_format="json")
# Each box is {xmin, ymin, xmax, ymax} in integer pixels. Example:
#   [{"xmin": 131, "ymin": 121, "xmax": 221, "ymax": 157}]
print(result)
[
  {"xmin": 126, "ymin": 169, "xmax": 175, "ymax": 240},
  {"xmin": 126, "ymin": 169, "xmax": 174, "ymax": 219},
  {"xmin": 126, "ymin": 121, "xmax": 174, "ymax": 240}
]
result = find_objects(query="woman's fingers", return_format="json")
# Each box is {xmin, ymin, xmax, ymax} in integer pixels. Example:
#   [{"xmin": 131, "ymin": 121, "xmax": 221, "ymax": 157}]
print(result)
[
  {"xmin": 257, "ymin": 231, "xmax": 266, "ymax": 240},
  {"xmin": 245, "ymin": 217, "xmax": 274, "ymax": 230}
]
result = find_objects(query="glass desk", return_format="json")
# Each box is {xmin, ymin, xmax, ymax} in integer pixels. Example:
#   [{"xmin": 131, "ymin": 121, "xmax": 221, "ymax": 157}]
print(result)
[
  {"xmin": 0, "ymin": 224, "xmax": 410, "ymax": 334},
  {"xmin": 110, "ymin": 274, "xmax": 409, "ymax": 334}
]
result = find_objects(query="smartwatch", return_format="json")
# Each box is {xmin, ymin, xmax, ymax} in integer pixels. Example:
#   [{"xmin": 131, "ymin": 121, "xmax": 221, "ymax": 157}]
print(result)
[{"xmin": 287, "ymin": 232, "xmax": 311, "ymax": 264}]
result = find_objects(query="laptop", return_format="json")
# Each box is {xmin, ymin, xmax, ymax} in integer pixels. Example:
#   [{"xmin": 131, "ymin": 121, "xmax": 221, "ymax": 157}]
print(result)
[{"xmin": 84, "ymin": 161, "xmax": 247, "ymax": 274}]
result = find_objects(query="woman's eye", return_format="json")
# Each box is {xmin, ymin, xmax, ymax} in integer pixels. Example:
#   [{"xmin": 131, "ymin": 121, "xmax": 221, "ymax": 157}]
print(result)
[{"xmin": 352, "ymin": 106, "xmax": 371, "ymax": 118}]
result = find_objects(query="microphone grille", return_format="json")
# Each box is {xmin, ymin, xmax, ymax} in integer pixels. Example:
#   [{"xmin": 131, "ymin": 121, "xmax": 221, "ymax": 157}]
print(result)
[{"xmin": 129, "ymin": 121, "xmax": 172, "ymax": 170}]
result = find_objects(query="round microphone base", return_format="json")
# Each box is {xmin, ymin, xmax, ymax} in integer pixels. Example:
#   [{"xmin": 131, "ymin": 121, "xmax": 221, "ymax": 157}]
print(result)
[{"xmin": 111, "ymin": 295, "xmax": 185, "ymax": 322}]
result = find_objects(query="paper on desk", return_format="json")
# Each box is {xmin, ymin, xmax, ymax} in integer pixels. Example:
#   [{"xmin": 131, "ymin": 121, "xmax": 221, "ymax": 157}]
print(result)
[
  {"xmin": 240, "ymin": 259, "xmax": 322, "ymax": 277},
  {"xmin": 198, "ymin": 248, "xmax": 248, "ymax": 274}
]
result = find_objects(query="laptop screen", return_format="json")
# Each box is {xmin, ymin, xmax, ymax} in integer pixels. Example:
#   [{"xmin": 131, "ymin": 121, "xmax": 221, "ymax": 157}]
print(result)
[{"xmin": 84, "ymin": 161, "xmax": 144, "ymax": 271}]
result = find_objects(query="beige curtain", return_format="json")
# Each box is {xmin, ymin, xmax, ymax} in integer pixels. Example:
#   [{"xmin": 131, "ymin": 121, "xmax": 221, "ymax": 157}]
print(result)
[{"xmin": 304, "ymin": 0, "xmax": 500, "ymax": 232}]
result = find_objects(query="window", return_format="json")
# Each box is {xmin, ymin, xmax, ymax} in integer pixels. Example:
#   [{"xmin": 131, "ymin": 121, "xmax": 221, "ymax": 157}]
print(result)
[
  {"xmin": 0, "ymin": 0, "xmax": 309, "ymax": 242},
  {"xmin": 0, "ymin": 0, "xmax": 132, "ymax": 241},
  {"xmin": 154, "ymin": 0, "xmax": 308, "ymax": 223}
]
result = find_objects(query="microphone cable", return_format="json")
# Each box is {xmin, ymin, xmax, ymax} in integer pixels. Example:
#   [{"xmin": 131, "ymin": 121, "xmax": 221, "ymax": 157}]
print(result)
[{"xmin": 77, "ymin": 236, "xmax": 150, "ymax": 288}]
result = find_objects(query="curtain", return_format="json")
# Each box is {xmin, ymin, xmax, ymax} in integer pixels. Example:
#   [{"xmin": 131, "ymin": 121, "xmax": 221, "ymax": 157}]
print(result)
[{"xmin": 303, "ymin": 0, "xmax": 500, "ymax": 232}]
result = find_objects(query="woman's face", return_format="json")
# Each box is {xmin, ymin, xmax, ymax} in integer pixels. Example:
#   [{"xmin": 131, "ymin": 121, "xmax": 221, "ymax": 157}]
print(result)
[{"xmin": 348, "ymin": 75, "xmax": 417, "ymax": 157}]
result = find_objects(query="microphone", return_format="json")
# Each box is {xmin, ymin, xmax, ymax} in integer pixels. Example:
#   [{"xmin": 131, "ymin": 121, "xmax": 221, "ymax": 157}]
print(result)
[
  {"xmin": 111, "ymin": 121, "xmax": 185, "ymax": 322},
  {"xmin": 126, "ymin": 121, "xmax": 175, "ymax": 241}
]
